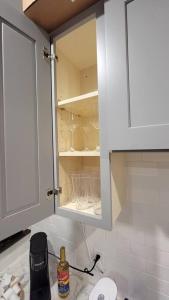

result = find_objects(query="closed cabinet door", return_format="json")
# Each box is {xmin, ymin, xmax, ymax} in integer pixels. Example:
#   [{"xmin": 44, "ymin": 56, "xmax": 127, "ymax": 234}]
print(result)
[
  {"xmin": 0, "ymin": 0, "xmax": 54, "ymax": 240},
  {"xmin": 105, "ymin": 0, "xmax": 169, "ymax": 150}
]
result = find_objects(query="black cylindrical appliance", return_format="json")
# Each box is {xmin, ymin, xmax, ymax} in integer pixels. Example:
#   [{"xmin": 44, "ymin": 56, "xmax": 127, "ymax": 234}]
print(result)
[{"xmin": 30, "ymin": 232, "xmax": 51, "ymax": 300}]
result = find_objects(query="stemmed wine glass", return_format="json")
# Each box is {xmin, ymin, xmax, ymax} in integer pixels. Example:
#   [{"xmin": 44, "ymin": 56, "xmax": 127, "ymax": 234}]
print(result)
[
  {"xmin": 71, "ymin": 173, "xmax": 90, "ymax": 210},
  {"xmin": 83, "ymin": 118, "xmax": 97, "ymax": 151},
  {"xmin": 90, "ymin": 116, "xmax": 100, "ymax": 151},
  {"xmin": 67, "ymin": 112, "xmax": 79, "ymax": 151}
]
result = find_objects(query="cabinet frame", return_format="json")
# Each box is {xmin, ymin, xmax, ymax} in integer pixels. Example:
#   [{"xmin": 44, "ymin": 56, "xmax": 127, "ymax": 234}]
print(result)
[{"xmin": 50, "ymin": 1, "xmax": 112, "ymax": 229}]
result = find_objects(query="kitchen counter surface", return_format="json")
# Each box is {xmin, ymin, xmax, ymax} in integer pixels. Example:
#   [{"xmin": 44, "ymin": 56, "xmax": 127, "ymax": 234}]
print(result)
[
  {"xmin": 0, "ymin": 237, "xmax": 94, "ymax": 300},
  {"xmin": 0, "ymin": 235, "xmax": 122, "ymax": 300},
  {"xmin": 23, "ymin": 273, "xmax": 94, "ymax": 300}
]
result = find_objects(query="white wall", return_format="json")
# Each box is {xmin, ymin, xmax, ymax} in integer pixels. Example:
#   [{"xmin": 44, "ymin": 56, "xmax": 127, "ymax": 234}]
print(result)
[{"xmin": 32, "ymin": 152, "xmax": 169, "ymax": 300}]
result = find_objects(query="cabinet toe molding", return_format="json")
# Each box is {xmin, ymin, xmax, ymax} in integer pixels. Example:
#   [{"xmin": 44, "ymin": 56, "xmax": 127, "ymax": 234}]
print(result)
[{"xmin": 23, "ymin": 0, "xmax": 100, "ymax": 32}]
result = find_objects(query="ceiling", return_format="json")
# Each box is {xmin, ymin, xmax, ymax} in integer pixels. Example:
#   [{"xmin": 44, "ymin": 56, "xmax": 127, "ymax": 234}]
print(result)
[{"xmin": 56, "ymin": 19, "xmax": 97, "ymax": 70}]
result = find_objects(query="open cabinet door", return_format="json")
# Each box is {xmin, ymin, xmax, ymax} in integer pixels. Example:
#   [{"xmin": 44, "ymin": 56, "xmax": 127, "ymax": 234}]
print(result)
[{"xmin": 0, "ymin": 0, "xmax": 54, "ymax": 241}]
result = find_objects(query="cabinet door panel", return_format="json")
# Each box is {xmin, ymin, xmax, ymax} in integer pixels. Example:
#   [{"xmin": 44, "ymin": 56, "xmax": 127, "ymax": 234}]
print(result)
[
  {"xmin": 105, "ymin": 0, "xmax": 169, "ymax": 150},
  {"xmin": 0, "ymin": 0, "xmax": 54, "ymax": 240},
  {"xmin": 2, "ymin": 23, "xmax": 38, "ymax": 214},
  {"xmin": 127, "ymin": 0, "xmax": 169, "ymax": 127}
]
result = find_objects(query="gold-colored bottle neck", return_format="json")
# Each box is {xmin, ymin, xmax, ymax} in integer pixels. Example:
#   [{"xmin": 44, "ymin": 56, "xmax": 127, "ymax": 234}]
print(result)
[{"xmin": 60, "ymin": 246, "xmax": 66, "ymax": 262}]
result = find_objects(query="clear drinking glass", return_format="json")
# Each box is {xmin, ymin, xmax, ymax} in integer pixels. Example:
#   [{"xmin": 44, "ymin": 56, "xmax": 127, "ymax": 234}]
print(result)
[
  {"xmin": 76, "ymin": 175, "xmax": 90, "ymax": 210},
  {"xmin": 71, "ymin": 173, "xmax": 80, "ymax": 207},
  {"xmin": 59, "ymin": 129, "xmax": 70, "ymax": 151},
  {"xmin": 94, "ymin": 202, "xmax": 102, "ymax": 215},
  {"xmin": 58, "ymin": 108, "xmax": 70, "ymax": 151},
  {"xmin": 67, "ymin": 112, "xmax": 80, "ymax": 151},
  {"xmin": 90, "ymin": 116, "xmax": 100, "ymax": 151},
  {"xmin": 82, "ymin": 120, "xmax": 96, "ymax": 151},
  {"xmin": 71, "ymin": 173, "xmax": 90, "ymax": 210},
  {"xmin": 93, "ymin": 175, "xmax": 101, "ymax": 215},
  {"xmin": 71, "ymin": 172, "xmax": 101, "ymax": 212}
]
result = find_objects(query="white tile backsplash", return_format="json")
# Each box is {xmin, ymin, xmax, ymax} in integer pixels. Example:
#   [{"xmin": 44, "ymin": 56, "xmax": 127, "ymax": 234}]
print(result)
[
  {"xmin": 79, "ymin": 153, "xmax": 169, "ymax": 299},
  {"xmin": 2, "ymin": 152, "xmax": 169, "ymax": 300}
]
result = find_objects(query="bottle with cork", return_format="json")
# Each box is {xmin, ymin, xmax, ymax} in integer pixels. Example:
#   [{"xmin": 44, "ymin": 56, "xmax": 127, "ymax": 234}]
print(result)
[{"xmin": 57, "ymin": 246, "xmax": 70, "ymax": 298}]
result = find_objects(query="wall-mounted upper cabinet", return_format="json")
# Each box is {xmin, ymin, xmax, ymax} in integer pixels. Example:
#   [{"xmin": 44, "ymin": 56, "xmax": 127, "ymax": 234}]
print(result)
[
  {"xmin": 22, "ymin": 0, "xmax": 100, "ymax": 32},
  {"xmin": 52, "ymin": 7, "xmax": 115, "ymax": 230},
  {"xmin": 1, "ymin": 0, "xmax": 126, "ymax": 241},
  {"xmin": 105, "ymin": 0, "xmax": 169, "ymax": 150}
]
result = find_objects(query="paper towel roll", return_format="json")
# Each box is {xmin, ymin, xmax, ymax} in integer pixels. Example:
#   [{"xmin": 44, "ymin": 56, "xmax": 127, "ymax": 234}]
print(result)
[{"xmin": 89, "ymin": 277, "xmax": 117, "ymax": 300}]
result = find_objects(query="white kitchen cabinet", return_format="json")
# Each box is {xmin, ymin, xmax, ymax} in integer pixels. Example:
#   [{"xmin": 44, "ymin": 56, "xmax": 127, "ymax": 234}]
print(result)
[
  {"xmin": 52, "ymin": 10, "xmax": 114, "ymax": 229},
  {"xmin": 0, "ymin": 0, "xmax": 115, "ymax": 241},
  {"xmin": 0, "ymin": 0, "xmax": 55, "ymax": 241},
  {"xmin": 105, "ymin": 0, "xmax": 169, "ymax": 150},
  {"xmin": 4, "ymin": 0, "xmax": 169, "ymax": 241}
]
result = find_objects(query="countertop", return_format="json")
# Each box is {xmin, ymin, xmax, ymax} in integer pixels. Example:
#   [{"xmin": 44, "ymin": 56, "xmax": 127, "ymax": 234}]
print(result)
[
  {"xmin": 0, "ymin": 237, "xmax": 94, "ymax": 300},
  {"xmin": 0, "ymin": 236, "xmax": 121, "ymax": 300},
  {"xmin": 23, "ymin": 274, "xmax": 94, "ymax": 300}
]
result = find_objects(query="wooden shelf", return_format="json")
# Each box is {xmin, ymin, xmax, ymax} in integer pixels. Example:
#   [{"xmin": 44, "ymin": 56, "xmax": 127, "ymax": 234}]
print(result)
[
  {"xmin": 59, "ymin": 151, "xmax": 100, "ymax": 157},
  {"xmin": 57, "ymin": 91, "xmax": 98, "ymax": 117},
  {"xmin": 61, "ymin": 201, "xmax": 101, "ymax": 217},
  {"xmin": 58, "ymin": 91, "xmax": 98, "ymax": 106}
]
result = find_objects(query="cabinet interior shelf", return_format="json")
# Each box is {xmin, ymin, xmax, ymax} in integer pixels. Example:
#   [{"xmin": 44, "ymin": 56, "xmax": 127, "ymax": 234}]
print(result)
[
  {"xmin": 59, "ymin": 151, "xmax": 100, "ymax": 157},
  {"xmin": 61, "ymin": 201, "xmax": 101, "ymax": 217},
  {"xmin": 57, "ymin": 90, "xmax": 98, "ymax": 117}
]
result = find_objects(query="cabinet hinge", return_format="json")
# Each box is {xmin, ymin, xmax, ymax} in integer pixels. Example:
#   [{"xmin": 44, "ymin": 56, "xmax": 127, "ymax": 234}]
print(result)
[
  {"xmin": 47, "ymin": 187, "xmax": 62, "ymax": 197},
  {"xmin": 43, "ymin": 47, "xmax": 58, "ymax": 61}
]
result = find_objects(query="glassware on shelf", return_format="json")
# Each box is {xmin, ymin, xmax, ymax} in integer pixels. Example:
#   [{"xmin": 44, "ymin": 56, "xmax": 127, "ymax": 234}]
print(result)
[
  {"xmin": 58, "ymin": 108, "xmax": 70, "ymax": 152},
  {"xmin": 82, "ymin": 119, "xmax": 97, "ymax": 151},
  {"xmin": 71, "ymin": 173, "xmax": 89, "ymax": 210},
  {"xmin": 59, "ymin": 129, "xmax": 70, "ymax": 152},
  {"xmin": 67, "ymin": 112, "xmax": 81, "ymax": 151},
  {"xmin": 94, "ymin": 202, "xmax": 101, "ymax": 215},
  {"xmin": 67, "ymin": 112, "xmax": 75, "ymax": 151},
  {"xmin": 90, "ymin": 116, "xmax": 100, "ymax": 151},
  {"xmin": 90, "ymin": 175, "xmax": 100, "ymax": 203},
  {"xmin": 70, "ymin": 172, "xmax": 101, "ymax": 213}
]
